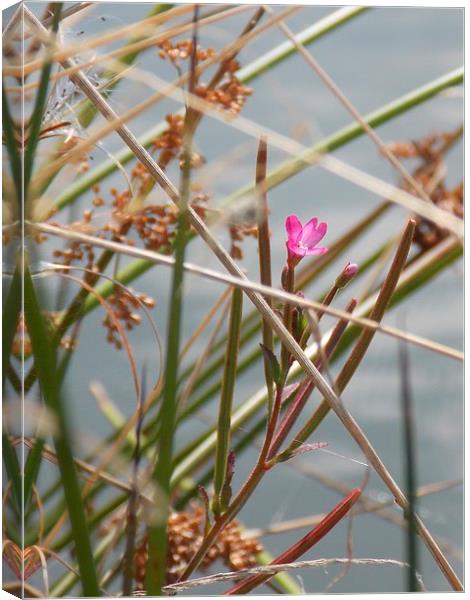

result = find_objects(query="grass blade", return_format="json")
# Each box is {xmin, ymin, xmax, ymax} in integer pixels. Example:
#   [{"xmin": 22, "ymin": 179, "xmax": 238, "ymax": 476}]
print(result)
[
  {"xmin": 212, "ymin": 287, "xmax": 243, "ymax": 516},
  {"xmin": 2, "ymin": 266, "xmax": 21, "ymax": 390},
  {"xmin": 398, "ymin": 328, "xmax": 420, "ymax": 591},
  {"xmin": 23, "ymin": 3, "xmax": 62, "ymax": 194},
  {"xmin": 3, "ymin": 433, "xmax": 22, "ymax": 519},
  {"xmin": 2, "ymin": 82, "xmax": 22, "ymax": 203},
  {"xmin": 2, "ymin": 266, "xmax": 22, "ymax": 516},
  {"xmin": 23, "ymin": 269, "xmax": 100, "ymax": 596},
  {"xmin": 145, "ymin": 10, "xmax": 198, "ymax": 593},
  {"xmin": 222, "ymin": 68, "xmax": 463, "ymax": 210}
]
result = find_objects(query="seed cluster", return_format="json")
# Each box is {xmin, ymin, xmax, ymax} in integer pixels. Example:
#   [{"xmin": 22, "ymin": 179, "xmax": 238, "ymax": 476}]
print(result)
[
  {"xmin": 152, "ymin": 114, "xmax": 185, "ymax": 171},
  {"xmin": 158, "ymin": 39, "xmax": 216, "ymax": 71},
  {"xmin": 387, "ymin": 130, "xmax": 463, "ymax": 250},
  {"xmin": 134, "ymin": 506, "xmax": 262, "ymax": 589},
  {"xmin": 195, "ymin": 64, "xmax": 252, "ymax": 117},
  {"xmin": 103, "ymin": 288, "xmax": 155, "ymax": 349},
  {"xmin": 229, "ymin": 223, "xmax": 259, "ymax": 260},
  {"xmin": 33, "ymin": 38, "xmax": 254, "ymax": 348},
  {"xmin": 53, "ymin": 240, "xmax": 96, "ymax": 269}
]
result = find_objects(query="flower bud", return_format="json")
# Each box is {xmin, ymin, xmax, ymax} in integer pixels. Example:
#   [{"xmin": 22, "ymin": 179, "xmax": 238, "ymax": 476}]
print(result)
[{"xmin": 335, "ymin": 262, "xmax": 359, "ymax": 289}]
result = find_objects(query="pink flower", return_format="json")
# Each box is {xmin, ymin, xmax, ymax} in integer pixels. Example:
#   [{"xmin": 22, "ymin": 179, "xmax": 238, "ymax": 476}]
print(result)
[{"xmin": 285, "ymin": 214, "xmax": 328, "ymax": 267}]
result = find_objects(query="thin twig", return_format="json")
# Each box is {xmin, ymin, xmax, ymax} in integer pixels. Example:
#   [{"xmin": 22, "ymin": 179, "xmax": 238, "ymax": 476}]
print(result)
[
  {"xmin": 36, "ymin": 226, "xmax": 463, "ymax": 363},
  {"xmin": 178, "ymin": 296, "xmax": 231, "ymax": 414},
  {"xmin": 9, "ymin": 4, "xmax": 200, "ymax": 76},
  {"xmin": 160, "ymin": 558, "xmax": 425, "ymax": 593}
]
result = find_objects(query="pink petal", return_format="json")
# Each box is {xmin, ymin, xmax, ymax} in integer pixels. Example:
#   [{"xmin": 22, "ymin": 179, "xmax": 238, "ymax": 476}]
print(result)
[
  {"xmin": 287, "ymin": 240, "xmax": 306, "ymax": 257},
  {"xmin": 285, "ymin": 215, "xmax": 303, "ymax": 243},
  {"xmin": 305, "ymin": 221, "xmax": 328, "ymax": 248},
  {"xmin": 299, "ymin": 217, "xmax": 318, "ymax": 244},
  {"xmin": 305, "ymin": 246, "xmax": 328, "ymax": 256}
]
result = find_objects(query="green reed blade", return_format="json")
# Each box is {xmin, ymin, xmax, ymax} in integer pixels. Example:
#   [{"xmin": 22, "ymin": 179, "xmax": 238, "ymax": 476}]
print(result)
[
  {"xmin": 2, "ymin": 82, "xmax": 22, "ymax": 204},
  {"xmin": 2, "ymin": 266, "xmax": 22, "ymax": 516},
  {"xmin": 23, "ymin": 268, "xmax": 100, "ymax": 597},
  {"xmin": 23, "ymin": 3, "xmax": 62, "ymax": 194},
  {"xmin": 398, "ymin": 330, "xmax": 420, "ymax": 592},
  {"xmin": 221, "ymin": 68, "xmax": 463, "ymax": 211},
  {"xmin": 145, "ymin": 24, "xmax": 198, "ymax": 585},
  {"xmin": 212, "ymin": 287, "xmax": 243, "ymax": 515},
  {"xmin": 2, "ymin": 433, "xmax": 22, "ymax": 519}
]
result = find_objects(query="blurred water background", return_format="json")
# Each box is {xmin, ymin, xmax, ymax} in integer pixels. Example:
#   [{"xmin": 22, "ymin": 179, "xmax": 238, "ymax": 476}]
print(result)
[{"xmin": 9, "ymin": 3, "xmax": 464, "ymax": 594}]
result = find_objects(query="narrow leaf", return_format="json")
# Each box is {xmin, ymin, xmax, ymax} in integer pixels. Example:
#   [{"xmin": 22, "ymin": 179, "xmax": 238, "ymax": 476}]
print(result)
[
  {"xmin": 259, "ymin": 343, "xmax": 281, "ymax": 386},
  {"xmin": 146, "ymin": 11, "xmax": 198, "ymax": 593}
]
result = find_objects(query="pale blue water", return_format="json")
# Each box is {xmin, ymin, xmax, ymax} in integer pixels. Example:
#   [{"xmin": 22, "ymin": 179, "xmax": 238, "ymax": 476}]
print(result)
[{"xmin": 6, "ymin": 3, "xmax": 463, "ymax": 595}]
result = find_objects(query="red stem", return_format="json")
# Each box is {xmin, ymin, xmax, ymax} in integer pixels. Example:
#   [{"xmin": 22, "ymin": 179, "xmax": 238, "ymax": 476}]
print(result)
[
  {"xmin": 267, "ymin": 298, "xmax": 358, "ymax": 461},
  {"xmin": 225, "ymin": 488, "xmax": 362, "ymax": 595}
]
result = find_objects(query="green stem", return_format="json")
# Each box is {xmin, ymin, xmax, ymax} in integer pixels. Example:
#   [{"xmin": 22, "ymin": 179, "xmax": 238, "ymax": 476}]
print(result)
[
  {"xmin": 145, "ymin": 179, "xmax": 189, "ymax": 596},
  {"xmin": 237, "ymin": 7, "xmax": 369, "ymax": 83},
  {"xmin": 145, "ymin": 19, "xmax": 198, "ymax": 585},
  {"xmin": 212, "ymin": 287, "xmax": 243, "ymax": 516}
]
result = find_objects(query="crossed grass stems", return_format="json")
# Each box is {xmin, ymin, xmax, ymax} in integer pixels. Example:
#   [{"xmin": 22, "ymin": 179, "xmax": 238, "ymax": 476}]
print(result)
[{"xmin": 3, "ymin": 2, "xmax": 463, "ymax": 596}]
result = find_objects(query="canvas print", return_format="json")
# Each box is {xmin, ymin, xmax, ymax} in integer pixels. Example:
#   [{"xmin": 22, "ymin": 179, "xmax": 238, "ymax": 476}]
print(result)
[{"xmin": 2, "ymin": 2, "xmax": 463, "ymax": 596}]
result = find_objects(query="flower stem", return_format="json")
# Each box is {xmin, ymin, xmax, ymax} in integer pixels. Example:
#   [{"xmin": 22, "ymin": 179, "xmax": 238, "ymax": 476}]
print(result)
[
  {"xmin": 280, "ymin": 265, "xmax": 295, "ymax": 375},
  {"xmin": 280, "ymin": 219, "xmax": 416, "ymax": 458}
]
